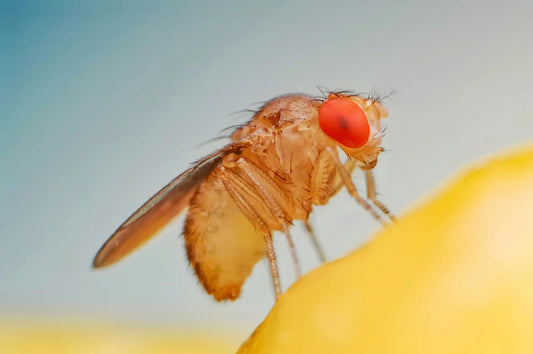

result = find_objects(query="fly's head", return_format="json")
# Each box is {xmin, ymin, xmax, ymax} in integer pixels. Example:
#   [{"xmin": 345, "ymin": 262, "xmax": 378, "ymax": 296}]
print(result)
[{"xmin": 318, "ymin": 92, "xmax": 389, "ymax": 169}]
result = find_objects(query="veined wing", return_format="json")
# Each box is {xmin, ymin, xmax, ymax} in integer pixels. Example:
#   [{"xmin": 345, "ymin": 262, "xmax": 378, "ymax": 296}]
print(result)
[{"xmin": 93, "ymin": 147, "xmax": 235, "ymax": 268}]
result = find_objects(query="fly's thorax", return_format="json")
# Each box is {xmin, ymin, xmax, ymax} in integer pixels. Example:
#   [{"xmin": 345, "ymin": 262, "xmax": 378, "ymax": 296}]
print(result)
[
  {"xmin": 231, "ymin": 122, "xmax": 325, "ymax": 221},
  {"xmin": 231, "ymin": 94, "xmax": 320, "ymax": 142}
]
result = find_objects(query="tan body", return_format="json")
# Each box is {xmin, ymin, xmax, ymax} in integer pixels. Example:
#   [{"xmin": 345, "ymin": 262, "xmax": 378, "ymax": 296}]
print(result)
[{"xmin": 93, "ymin": 92, "xmax": 392, "ymax": 301}]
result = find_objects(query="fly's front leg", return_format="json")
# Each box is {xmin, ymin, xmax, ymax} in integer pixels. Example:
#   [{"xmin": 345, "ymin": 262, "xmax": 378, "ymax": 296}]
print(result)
[
  {"xmin": 306, "ymin": 153, "xmax": 355, "ymax": 262},
  {"xmin": 364, "ymin": 169, "xmax": 396, "ymax": 222},
  {"xmin": 329, "ymin": 158, "xmax": 357, "ymax": 197},
  {"xmin": 326, "ymin": 147, "xmax": 387, "ymax": 226}
]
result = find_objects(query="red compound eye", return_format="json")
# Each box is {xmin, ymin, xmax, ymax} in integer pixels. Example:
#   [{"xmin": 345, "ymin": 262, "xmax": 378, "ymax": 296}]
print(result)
[{"xmin": 319, "ymin": 98, "xmax": 370, "ymax": 148}]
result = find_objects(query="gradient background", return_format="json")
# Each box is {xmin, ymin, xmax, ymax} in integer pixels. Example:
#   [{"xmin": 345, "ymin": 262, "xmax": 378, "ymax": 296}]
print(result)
[{"xmin": 2, "ymin": 0, "xmax": 532, "ymax": 343}]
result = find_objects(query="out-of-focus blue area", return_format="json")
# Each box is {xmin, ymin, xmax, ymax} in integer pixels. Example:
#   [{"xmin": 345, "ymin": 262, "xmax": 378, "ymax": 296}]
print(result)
[{"xmin": 2, "ymin": 0, "xmax": 532, "ymax": 330}]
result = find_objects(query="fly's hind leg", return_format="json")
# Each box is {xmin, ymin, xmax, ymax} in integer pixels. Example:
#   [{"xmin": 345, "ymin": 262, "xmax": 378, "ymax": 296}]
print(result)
[
  {"xmin": 220, "ymin": 156, "xmax": 304, "ymax": 298},
  {"xmin": 237, "ymin": 158, "xmax": 302, "ymax": 278},
  {"xmin": 219, "ymin": 166, "xmax": 284, "ymax": 299},
  {"xmin": 263, "ymin": 232, "xmax": 282, "ymax": 299},
  {"xmin": 364, "ymin": 169, "xmax": 396, "ymax": 222}
]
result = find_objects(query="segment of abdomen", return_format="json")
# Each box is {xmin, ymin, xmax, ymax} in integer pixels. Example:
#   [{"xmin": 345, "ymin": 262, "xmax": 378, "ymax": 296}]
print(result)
[
  {"xmin": 183, "ymin": 149, "xmax": 343, "ymax": 300},
  {"xmin": 184, "ymin": 172, "xmax": 266, "ymax": 301}
]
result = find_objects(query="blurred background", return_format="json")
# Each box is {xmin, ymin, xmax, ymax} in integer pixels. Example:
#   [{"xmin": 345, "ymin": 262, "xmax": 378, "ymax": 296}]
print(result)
[{"xmin": 2, "ymin": 0, "xmax": 532, "ymax": 351}]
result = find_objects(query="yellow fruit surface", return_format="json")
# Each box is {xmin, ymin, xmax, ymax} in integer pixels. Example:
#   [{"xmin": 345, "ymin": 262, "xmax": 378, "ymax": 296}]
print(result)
[
  {"xmin": 0, "ymin": 322, "xmax": 240, "ymax": 354},
  {"xmin": 239, "ymin": 142, "xmax": 533, "ymax": 354}
]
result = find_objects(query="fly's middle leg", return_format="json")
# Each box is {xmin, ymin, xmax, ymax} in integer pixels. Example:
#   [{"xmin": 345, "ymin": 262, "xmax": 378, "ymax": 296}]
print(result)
[
  {"xmin": 364, "ymin": 169, "xmax": 396, "ymax": 222},
  {"xmin": 282, "ymin": 223, "xmax": 301, "ymax": 276},
  {"xmin": 303, "ymin": 220, "xmax": 326, "ymax": 263}
]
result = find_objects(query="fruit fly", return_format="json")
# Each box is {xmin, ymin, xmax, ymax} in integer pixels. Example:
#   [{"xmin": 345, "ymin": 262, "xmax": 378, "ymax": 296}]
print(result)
[{"xmin": 93, "ymin": 91, "xmax": 394, "ymax": 301}]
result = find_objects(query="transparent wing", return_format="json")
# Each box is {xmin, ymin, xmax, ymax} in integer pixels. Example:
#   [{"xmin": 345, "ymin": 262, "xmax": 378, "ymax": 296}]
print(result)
[{"xmin": 93, "ymin": 148, "xmax": 231, "ymax": 268}]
